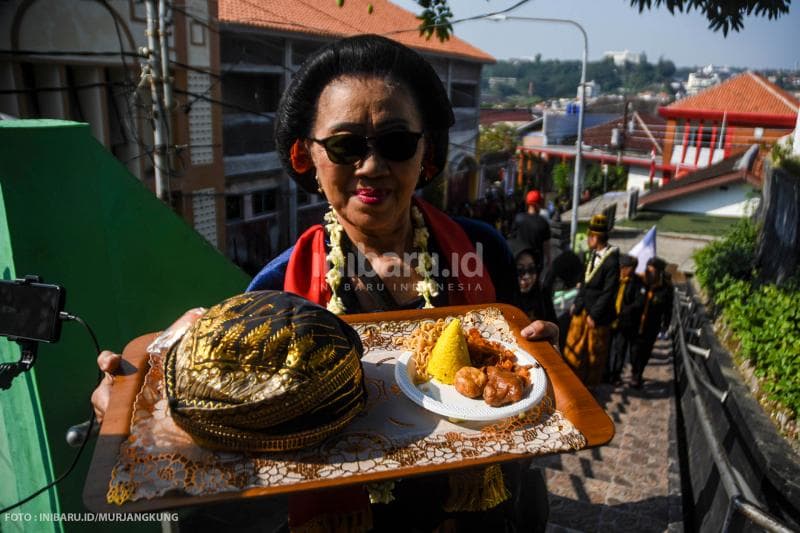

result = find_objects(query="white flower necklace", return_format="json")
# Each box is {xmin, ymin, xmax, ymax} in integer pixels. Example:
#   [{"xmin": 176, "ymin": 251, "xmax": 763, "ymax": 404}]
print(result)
[
  {"xmin": 584, "ymin": 245, "xmax": 618, "ymax": 284},
  {"xmin": 323, "ymin": 205, "xmax": 439, "ymax": 315}
]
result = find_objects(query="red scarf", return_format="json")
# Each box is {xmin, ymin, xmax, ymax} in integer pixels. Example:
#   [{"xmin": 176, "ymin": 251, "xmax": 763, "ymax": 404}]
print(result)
[
  {"xmin": 284, "ymin": 199, "xmax": 496, "ymax": 529},
  {"xmin": 284, "ymin": 197, "xmax": 496, "ymax": 306}
]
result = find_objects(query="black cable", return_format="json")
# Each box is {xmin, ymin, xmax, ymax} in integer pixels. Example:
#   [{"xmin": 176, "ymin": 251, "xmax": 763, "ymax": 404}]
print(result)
[
  {"xmin": 173, "ymin": 88, "xmax": 273, "ymax": 118},
  {"xmin": 0, "ymin": 81, "xmax": 131, "ymax": 95},
  {"xmin": 102, "ymin": 0, "xmax": 149, "ymax": 156},
  {"xmin": 0, "ymin": 49, "xmax": 143, "ymax": 58},
  {"xmin": 385, "ymin": 0, "xmax": 533, "ymax": 37},
  {"xmin": 170, "ymin": 60, "xmax": 222, "ymax": 79},
  {"xmin": 0, "ymin": 313, "xmax": 102, "ymax": 515}
]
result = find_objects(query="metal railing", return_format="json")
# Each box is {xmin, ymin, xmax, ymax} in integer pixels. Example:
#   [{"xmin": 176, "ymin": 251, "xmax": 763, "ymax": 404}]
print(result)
[{"xmin": 672, "ymin": 286, "xmax": 794, "ymax": 533}]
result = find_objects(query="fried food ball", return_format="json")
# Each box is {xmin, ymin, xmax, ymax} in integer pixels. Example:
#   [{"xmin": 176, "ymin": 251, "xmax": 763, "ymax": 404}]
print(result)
[
  {"xmin": 483, "ymin": 366, "xmax": 525, "ymax": 407},
  {"xmin": 453, "ymin": 366, "xmax": 487, "ymax": 398}
]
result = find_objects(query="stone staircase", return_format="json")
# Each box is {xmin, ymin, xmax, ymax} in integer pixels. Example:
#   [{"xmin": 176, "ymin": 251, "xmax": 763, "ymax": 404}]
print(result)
[{"xmin": 531, "ymin": 338, "xmax": 684, "ymax": 532}]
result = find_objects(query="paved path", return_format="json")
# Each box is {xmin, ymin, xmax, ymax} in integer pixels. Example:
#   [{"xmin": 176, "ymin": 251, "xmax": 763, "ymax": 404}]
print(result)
[{"xmin": 531, "ymin": 338, "xmax": 684, "ymax": 533}]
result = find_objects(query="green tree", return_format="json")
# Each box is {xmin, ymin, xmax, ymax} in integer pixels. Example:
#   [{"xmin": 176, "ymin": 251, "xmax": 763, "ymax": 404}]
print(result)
[
  {"xmin": 552, "ymin": 161, "xmax": 572, "ymax": 200},
  {"xmin": 409, "ymin": 0, "xmax": 790, "ymax": 39},
  {"xmin": 657, "ymin": 58, "xmax": 676, "ymax": 79},
  {"xmin": 477, "ymin": 124, "xmax": 518, "ymax": 159}
]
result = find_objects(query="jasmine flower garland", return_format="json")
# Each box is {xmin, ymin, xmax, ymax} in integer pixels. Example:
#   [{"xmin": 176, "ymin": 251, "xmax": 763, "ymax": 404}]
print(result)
[{"xmin": 323, "ymin": 205, "xmax": 439, "ymax": 314}]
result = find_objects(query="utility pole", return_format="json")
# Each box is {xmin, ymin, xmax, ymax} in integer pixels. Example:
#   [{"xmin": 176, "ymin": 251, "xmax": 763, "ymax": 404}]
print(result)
[
  {"xmin": 486, "ymin": 15, "xmax": 588, "ymax": 249},
  {"xmin": 143, "ymin": 0, "xmax": 170, "ymax": 201},
  {"xmin": 158, "ymin": 0, "xmax": 173, "ymax": 113}
]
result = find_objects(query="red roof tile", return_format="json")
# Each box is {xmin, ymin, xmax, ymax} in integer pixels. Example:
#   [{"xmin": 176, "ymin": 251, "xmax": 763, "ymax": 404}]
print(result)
[
  {"xmin": 667, "ymin": 72, "xmax": 799, "ymax": 116},
  {"xmin": 479, "ymin": 109, "xmax": 536, "ymax": 125},
  {"xmin": 218, "ymin": 0, "xmax": 494, "ymax": 63}
]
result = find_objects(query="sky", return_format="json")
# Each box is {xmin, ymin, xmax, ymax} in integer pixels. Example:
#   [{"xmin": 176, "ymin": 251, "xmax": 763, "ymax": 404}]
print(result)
[{"xmin": 392, "ymin": 0, "xmax": 800, "ymax": 69}]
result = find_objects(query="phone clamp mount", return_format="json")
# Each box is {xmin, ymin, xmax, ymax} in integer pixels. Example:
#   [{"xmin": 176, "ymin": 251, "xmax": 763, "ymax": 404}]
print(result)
[
  {"xmin": 0, "ymin": 338, "xmax": 37, "ymax": 390},
  {"xmin": 0, "ymin": 275, "xmax": 44, "ymax": 390}
]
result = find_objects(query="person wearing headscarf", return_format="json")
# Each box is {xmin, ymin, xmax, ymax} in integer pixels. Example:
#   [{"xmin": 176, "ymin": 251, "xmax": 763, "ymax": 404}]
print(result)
[
  {"xmin": 563, "ymin": 214, "xmax": 620, "ymax": 386},
  {"xmin": 630, "ymin": 257, "xmax": 673, "ymax": 388},
  {"xmin": 508, "ymin": 239, "xmax": 557, "ymax": 324},
  {"xmin": 606, "ymin": 254, "xmax": 646, "ymax": 385}
]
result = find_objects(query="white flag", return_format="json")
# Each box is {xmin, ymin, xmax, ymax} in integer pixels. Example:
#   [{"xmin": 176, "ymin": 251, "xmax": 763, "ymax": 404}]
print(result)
[{"xmin": 628, "ymin": 225, "xmax": 657, "ymax": 274}]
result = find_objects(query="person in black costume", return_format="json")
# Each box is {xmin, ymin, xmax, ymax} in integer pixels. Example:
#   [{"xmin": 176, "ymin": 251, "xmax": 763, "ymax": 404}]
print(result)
[
  {"xmin": 510, "ymin": 190, "xmax": 551, "ymax": 273},
  {"xmin": 605, "ymin": 254, "xmax": 646, "ymax": 385},
  {"xmin": 631, "ymin": 257, "xmax": 673, "ymax": 388},
  {"xmin": 563, "ymin": 214, "xmax": 620, "ymax": 385}
]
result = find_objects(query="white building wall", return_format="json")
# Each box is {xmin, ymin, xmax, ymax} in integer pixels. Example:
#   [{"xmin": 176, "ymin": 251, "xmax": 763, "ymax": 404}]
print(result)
[
  {"xmin": 648, "ymin": 183, "xmax": 759, "ymax": 217},
  {"xmin": 626, "ymin": 166, "xmax": 663, "ymax": 192}
]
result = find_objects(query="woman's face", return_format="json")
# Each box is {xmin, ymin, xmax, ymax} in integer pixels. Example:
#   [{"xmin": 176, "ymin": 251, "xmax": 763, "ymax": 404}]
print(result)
[
  {"xmin": 307, "ymin": 75, "xmax": 425, "ymax": 234},
  {"xmin": 516, "ymin": 252, "xmax": 539, "ymax": 293}
]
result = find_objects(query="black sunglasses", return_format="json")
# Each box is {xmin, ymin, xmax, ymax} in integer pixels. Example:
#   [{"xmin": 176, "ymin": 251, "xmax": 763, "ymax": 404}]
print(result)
[
  {"xmin": 516, "ymin": 265, "xmax": 539, "ymax": 277},
  {"xmin": 309, "ymin": 131, "xmax": 423, "ymax": 165}
]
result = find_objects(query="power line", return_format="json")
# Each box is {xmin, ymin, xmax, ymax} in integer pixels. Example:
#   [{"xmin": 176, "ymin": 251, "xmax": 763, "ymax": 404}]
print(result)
[
  {"xmin": 0, "ymin": 81, "xmax": 130, "ymax": 95},
  {"xmin": 173, "ymin": 87, "xmax": 274, "ymax": 118},
  {"xmin": 0, "ymin": 49, "xmax": 143, "ymax": 59},
  {"xmin": 384, "ymin": 0, "xmax": 533, "ymax": 37},
  {"xmin": 102, "ymin": 0, "xmax": 154, "ymax": 169},
  {"xmin": 170, "ymin": 60, "xmax": 221, "ymax": 79}
]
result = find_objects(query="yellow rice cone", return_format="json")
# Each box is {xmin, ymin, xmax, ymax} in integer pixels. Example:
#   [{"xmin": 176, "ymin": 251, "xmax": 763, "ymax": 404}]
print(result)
[{"xmin": 427, "ymin": 319, "xmax": 470, "ymax": 384}]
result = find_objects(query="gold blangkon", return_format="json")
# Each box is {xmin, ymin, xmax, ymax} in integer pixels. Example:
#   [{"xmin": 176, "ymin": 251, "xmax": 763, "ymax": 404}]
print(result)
[{"xmin": 164, "ymin": 291, "xmax": 366, "ymax": 451}]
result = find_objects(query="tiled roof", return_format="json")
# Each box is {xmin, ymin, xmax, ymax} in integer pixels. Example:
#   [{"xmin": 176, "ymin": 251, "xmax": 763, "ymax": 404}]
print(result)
[
  {"xmin": 667, "ymin": 72, "xmax": 799, "ymax": 115},
  {"xmin": 582, "ymin": 112, "xmax": 666, "ymax": 154},
  {"xmin": 218, "ymin": 0, "xmax": 494, "ymax": 63},
  {"xmin": 480, "ymin": 109, "xmax": 536, "ymax": 126}
]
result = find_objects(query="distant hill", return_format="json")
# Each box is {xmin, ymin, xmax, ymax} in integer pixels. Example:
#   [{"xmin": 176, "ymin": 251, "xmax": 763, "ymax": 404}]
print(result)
[
  {"xmin": 482, "ymin": 57, "xmax": 680, "ymax": 103},
  {"xmin": 482, "ymin": 58, "xmax": 798, "ymax": 105}
]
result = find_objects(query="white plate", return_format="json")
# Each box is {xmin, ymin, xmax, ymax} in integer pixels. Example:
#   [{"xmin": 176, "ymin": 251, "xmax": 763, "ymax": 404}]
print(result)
[{"xmin": 394, "ymin": 341, "xmax": 548, "ymax": 422}]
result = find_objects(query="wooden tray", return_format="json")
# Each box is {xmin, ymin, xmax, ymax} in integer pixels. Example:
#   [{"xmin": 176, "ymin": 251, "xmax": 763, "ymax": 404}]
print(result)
[{"xmin": 83, "ymin": 303, "xmax": 613, "ymax": 512}]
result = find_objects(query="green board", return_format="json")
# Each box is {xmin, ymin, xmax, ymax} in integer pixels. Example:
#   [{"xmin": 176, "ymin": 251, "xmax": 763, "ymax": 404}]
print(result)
[{"xmin": 0, "ymin": 120, "xmax": 251, "ymax": 531}]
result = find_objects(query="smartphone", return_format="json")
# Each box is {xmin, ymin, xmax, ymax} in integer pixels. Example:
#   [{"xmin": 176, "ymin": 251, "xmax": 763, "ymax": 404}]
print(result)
[{"xmin": 0, "ymin": 279, "xmax": 66, "ymax": 343}]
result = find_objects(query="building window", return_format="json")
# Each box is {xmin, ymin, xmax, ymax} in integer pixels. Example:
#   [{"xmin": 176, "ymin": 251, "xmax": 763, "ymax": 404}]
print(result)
[
  {"xmin": 686, "ymin": 121, "xmax": 699, "ymax": 146},
  {"xmin": 220, "ymin": 34, "xmax": 284, "ymax": 66},
  {"xmin": 252, "ymin": 188, "xmax": 278, "ymax": 215},
  {"xmin": 222, "ymin": 72, "xmax": 281, "ymax": 114},
  {"xmin": 672, "ymin": 122, "xmax": 684, "ymax": 146},
  {"xmin": 226, "ymin": 194, "xmax": 244, "ymax": 221},
  {"xmin": 700, "ymin": 122, "xmax": 714, "ymax": 148}
]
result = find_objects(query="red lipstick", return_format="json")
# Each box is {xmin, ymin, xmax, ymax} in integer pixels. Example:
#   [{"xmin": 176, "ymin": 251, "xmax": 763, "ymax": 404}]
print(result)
[{"xmin": 355, "ymin": 188, "xmax": 387, "ymax": 204}]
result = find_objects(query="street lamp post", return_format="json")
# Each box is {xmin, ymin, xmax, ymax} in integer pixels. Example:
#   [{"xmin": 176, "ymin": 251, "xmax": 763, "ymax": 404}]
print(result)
[{"xmin": 487, "ymin": 15, "xmax": 588, "ymax": 249}]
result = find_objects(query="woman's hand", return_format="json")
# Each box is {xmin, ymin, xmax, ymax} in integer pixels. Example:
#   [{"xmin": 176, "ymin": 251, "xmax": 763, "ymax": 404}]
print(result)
[
  {"xmin": 91, "ymin": 351, "xmax": 121, "ymax": 423},
  {"xmin": 520, "ymin": 320, "xmax": 560, "ymax": 351},
  {"xmin": 90, "ymin": 308, "xmax": 206, "ymax": 425}
]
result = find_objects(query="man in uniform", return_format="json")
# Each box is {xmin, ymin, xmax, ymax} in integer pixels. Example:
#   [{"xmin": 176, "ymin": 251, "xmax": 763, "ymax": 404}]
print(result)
[{"xmin": 563, "ymin": 214, "xmax": 620, "ymax": 385}]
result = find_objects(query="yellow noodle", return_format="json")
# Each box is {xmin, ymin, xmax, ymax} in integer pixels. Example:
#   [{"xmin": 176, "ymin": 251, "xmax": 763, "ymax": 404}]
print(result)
[{"xmin": 402, "ymin": 319, "xmax": 447, "ymax": 383}]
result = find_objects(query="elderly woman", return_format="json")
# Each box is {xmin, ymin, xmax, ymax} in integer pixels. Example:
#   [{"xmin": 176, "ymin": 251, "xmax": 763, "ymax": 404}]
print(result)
[{"xmin": 94, "ymin": 34, "xmax": 556, "ymax": 532}]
